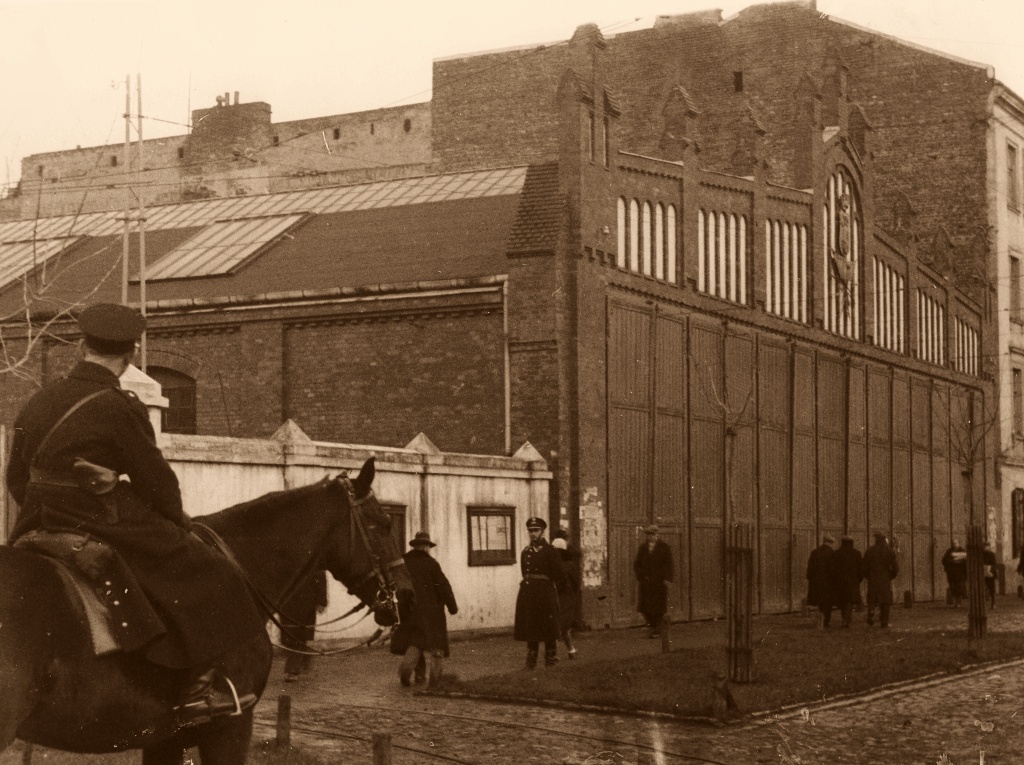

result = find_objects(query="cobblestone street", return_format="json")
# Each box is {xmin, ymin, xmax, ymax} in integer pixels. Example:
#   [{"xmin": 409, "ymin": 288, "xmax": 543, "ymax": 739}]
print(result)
[{"xmin": 253, "ymin": 600, "xmax": 1024, "ymax": 765}]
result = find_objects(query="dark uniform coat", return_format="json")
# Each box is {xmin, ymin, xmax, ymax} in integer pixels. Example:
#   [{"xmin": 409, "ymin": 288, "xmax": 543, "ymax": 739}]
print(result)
[
  {"xmin": 831, "ymin": 539, "xmax": 864, "ymax": 607},
  {"xmin": 6, "ymin": 361, "xmax": 265, "ymax": 669},
  {"xmin": 401, "ymin": 548, "xmax": 458, "ymax": 656},
  {"xmin": 634, "ymin": 539, "xmax": 674, "ymax": 623},
  {"xmin": 513, "ymin": 538, "xmax": 567, "ymax": 643},
  {"xmin": 805, "ymin": 544, "xmax": 836, "ymax": 608},
  {"xmin": 863, "ymin": 540, "xmax": 900, "ymax": 606}
]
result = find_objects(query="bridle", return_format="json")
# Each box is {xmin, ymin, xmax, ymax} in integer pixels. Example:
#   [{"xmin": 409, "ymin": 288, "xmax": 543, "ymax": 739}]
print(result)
[
  {"xmin": 333, "ymin": 473, "xmax": 405, "ymax": 620},
  {"xmin": 193, "ymin": 472, "xmax": 404, "ymax": 653}
]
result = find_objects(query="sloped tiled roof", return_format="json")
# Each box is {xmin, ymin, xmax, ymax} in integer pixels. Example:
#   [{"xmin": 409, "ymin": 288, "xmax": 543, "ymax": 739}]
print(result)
[{"xmin": 506, "ymin": 164, "xmax": 563, "ymax": 255}]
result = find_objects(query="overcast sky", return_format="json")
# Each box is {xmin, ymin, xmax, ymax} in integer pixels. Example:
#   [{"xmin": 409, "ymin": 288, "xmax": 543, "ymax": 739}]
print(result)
[{"xmin": 2, "ymin": 0, "xmax": 1023, "ymax": 191}]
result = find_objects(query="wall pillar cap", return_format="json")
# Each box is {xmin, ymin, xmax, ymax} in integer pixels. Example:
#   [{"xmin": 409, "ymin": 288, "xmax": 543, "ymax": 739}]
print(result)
[
  {"xmin": 272, "ymin": 419, "xmax": 314, "ymax": 444},
  {"xmin": 513, "ymin": 441, "xmax": 547, "ymax": 465},
  {"xmin": 119, "ymin": 364, "xmax": 168, "ymax": 434},
  {"xmin": 405, "ymin": 432, "xmax": 442, "ymax": 455}
]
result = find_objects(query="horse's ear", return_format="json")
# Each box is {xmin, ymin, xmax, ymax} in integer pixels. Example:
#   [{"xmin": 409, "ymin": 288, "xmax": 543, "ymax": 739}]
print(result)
[{"xmin": 352, "ymin": 457, "xmax": 375, "ymax": 498}]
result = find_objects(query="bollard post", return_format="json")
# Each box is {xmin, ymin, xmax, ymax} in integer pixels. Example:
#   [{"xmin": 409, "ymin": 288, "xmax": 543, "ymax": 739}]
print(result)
[
  {"xmin": 21, "ymin": 742, "xmax": 32, "ymax": 765},
  {"xmin": 276, "ymin": 695, "xmax": 291, "ymax": 749},
  {"xmin": 372, "ymin": 732, "xmax": 394, "ymax": 765},
  {"xmin": 903, "ymin": 590, "xmax": 913, "ymax": 609},
  {"xmin": 660, "ymin": 616, "xmax": 671, "ymax": 653}
]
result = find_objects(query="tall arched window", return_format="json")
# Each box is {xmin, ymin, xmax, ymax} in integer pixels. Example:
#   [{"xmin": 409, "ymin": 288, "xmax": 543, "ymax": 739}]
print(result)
[
  {"xmin": 823, "ymin": 167, "xmax": 862, "ymax": 340},
  {"xmin": 147, "ymin": 366, "xmax": 197, "ymax": 435}
]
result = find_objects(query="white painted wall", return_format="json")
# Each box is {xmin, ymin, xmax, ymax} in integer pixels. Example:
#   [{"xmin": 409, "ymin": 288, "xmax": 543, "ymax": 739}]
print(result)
[{"xmin": 159, "ymin": 424, "xmax": 550, "ymax": 642}]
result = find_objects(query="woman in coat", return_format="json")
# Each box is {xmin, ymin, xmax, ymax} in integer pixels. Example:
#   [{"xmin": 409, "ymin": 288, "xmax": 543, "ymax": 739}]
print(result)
[
  {"xmin": 397, "ymin": 531, "xmax": 458, "ymax": 687},
  {"xmin": 551, "ymin": 528, "xmax": 581, "ymax": 659}
]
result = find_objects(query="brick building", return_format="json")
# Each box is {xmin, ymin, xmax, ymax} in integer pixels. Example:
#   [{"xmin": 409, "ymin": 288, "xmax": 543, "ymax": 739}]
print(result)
[{"xmin": 0, "ymin": 2, "xmax": 1005, "ymax": 626}]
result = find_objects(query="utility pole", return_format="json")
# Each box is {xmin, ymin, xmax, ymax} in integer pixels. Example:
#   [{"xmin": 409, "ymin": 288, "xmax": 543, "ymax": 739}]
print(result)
[
  {"xmin": 136, "ymin": 73, "xmax": 147, "ymax": 372},
  {"xmin": 121, "ymin": 74, "xmax": 131, "ymax": 305}
]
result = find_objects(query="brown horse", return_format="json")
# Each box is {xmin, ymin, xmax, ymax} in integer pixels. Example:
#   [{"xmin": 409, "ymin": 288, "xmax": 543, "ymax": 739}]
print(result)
[{"xmin": 0, "ymin": 457, "xmax": 412, "ymax": 765}]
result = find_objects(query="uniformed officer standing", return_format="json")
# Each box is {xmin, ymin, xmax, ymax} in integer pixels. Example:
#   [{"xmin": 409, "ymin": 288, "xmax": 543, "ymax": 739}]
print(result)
[
  {"xmin": 513, "ymin": 516, "xmax": 568, "ymax": 668},
  {"xmin": 5, "ymin": 303, "xmax": 266, "ymax": 725}
]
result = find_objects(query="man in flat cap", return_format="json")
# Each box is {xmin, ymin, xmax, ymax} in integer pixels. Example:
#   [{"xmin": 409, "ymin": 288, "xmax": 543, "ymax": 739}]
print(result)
[
  {"xmin": 633, "ymin": 524, "xmax": 674, "ymax": 638},
  {"xmin": 6, "ymin": 303, "xmax": 265, "ymax": 725},
  {"xmin": 513, "ymin": 516, "xmax": 567, "ymax": 668},
  {"xmin": 863, "ymin": 531, "xmax": 899, "ymax": 627},
  {"xmin": 806, "ymin": 534, "xmax": 837, "ymax": 628}
]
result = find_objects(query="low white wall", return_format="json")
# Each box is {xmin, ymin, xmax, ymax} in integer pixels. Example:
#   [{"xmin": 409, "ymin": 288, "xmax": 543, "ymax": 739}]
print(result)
[{"xmin": 162, "ymin": 424, "xmax": 551, "ymax": 641}]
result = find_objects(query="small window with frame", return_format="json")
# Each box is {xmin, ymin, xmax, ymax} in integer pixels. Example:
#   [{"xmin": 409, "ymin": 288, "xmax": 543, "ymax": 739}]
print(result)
[
  {"xmin": 467, "ymin": 505, "xmax": 516, "ymax": 566},
  {"xmin": 379, "ymin": 503, "xmax": 407, "ymax": 551}
]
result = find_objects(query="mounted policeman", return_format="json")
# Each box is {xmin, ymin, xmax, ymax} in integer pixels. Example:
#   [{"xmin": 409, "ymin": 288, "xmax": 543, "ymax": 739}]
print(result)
[{"xmin": 5, "ymin": 303, "xmax": 266, "ymax": 726}]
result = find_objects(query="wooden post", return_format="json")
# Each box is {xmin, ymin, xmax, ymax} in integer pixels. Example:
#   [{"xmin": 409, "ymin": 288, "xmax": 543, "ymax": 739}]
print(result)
[
  {"xmin": 967, "ymin": 524, "xmax": 987, "ymax": 641},
  {"xmin": 276, "ymin": 695, "xmax": 291, "ymax": 749},
  {"xmin": 726, "ymin": 523, "xmax": 754, "ymax": 682},
  {"xmin": 372, "ymin": 732, "xmax": 394, "ymax": 765},
  {"xmin": 21, "ymin": 742, "xmax": 32, "ymax": 765},
  {"xmin": 660, "ymin": 615, "xmax": 671, "ymax": 653}
]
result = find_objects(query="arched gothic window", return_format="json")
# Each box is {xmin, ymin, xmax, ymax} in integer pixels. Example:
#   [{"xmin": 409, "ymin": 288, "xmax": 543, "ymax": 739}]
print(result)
[{"xmin": 823, "ymin": 167, "xmax": 862, "ymax": 339}]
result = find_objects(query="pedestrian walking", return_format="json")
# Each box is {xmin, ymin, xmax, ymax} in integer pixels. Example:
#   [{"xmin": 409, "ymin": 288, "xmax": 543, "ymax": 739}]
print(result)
[
  {"xmin": 942, "ymin": 540, "xmax": 968, "ymax": 607},
  {"xmin": 983, "ymin": 541, "xmax": 998, "ymax": 609},
  {"xmin": 806, "ymin": 534, "xmax": 837, "ymax": 628},
  {"xmin": 396, "ymin": 531, "xmax": 458, "ymax": 688},
  {"xmin": 863, "ymin": 531, "xmax": 899, "ymax": 628},
  {"xmin": 633, "ymin": 524, "xmax": 674, "ymax": 638},
  {"xmin": 514, "ymin": 517, "xmax": 567, "ymax": 668},
  {"xmin": 279, "ymin": 570, "xmax": 328, "ymax": 682},
  {"xmin": 831, "ymin": 534, "xmax": 864, "ymax": 628},
  {"xmin": 1017, "ymin": 549, "xmax": 1024, "ymax": 599},
  {"xmin": 551, "ymin": 528, "xmax": 581, "ymax": 659}
]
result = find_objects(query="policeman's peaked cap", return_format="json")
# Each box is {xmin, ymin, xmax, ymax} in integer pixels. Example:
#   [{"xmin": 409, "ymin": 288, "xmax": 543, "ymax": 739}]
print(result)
[{"xmin": 79, "ymin": 303, "xmax": 145, "ymax": 354}]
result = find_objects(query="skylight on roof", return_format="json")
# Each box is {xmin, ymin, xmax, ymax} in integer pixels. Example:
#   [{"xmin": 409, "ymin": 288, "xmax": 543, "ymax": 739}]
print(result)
[
  {"xmin": 141, "ymin": 213, "xmax": 306, "ymax": 281},
  {"xmin": 0, "ymin": 237, "xmax": 82, "ymax": 290}
]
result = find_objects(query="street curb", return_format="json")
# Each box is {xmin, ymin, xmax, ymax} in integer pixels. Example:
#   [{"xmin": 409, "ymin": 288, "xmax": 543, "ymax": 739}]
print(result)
[
  {"xmin": 746, "ymin": 656, "xmax": 1024, "ymax": 726},
  {"xmin": 422, "ymin": 657, "xmax": 1024, "ymax": 728}
]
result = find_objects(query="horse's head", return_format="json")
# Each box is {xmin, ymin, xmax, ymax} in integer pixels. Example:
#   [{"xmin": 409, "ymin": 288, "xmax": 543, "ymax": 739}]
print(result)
[{"xmin": 322, "ymin": 457, "xmax": 414, "ymax": 626}]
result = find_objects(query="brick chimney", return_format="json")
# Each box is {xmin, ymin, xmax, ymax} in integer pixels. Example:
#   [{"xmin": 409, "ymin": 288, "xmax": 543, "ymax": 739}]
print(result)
[{"xmin": 184, "ymin": 93, "xmax": 273, "ymax": 168}]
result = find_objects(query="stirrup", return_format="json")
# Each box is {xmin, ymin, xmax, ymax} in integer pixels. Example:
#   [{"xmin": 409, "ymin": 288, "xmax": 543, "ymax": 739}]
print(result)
[{"xmin": 175, "ymin": 674, "xmax": 255, "ymax": 727}]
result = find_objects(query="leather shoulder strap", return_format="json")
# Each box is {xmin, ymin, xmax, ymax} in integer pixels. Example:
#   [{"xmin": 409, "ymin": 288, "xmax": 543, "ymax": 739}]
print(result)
[{"xmin": 31, "ymin": 389, "xmax": 113, "ymax": 468}]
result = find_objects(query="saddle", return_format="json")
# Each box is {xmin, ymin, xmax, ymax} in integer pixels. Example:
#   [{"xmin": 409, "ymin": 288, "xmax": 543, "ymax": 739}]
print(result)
[{"xmin": 13, "ymin": 529, "xmax": 166, "ymax": 656}]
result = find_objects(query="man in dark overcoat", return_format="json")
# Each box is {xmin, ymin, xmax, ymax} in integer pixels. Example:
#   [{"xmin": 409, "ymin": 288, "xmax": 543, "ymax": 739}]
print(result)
[
  {"xmin": 830, "ymin": 534, "xmax": 864, "ymax": 628},
  {"xmin": 279, "ymin": 570, "xmax": 328, "ymax": 681},
  {"xmin": 806, "ymin": 534, "xmax": 836, "ymax": 628},
  {"xmin": 863, "ymin": 531, "xmax": 899, "ymax": 627},
  {"xmin": 942, "ymin": 539, "xmax": 968, "ymax": 607},
  {"xmin": 398, "ymin": 531, "xmax": 458, "ymax": 687},
  {"xmin": 514, "ymin": 516, "xmax": 567, "ymax": 668},
  {"xmin": 633, "ymin": 524, "xmax": 674, "ymax": 637},
  {"xmin": 5, "ymin": 303, "xmax": 266, "ymax": 724}
]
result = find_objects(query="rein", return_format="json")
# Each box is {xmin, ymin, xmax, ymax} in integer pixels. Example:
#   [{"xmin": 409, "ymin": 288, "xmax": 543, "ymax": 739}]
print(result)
[{"xmin": 190, "ymin": 473, "xmax": 401, "ymax": 658}]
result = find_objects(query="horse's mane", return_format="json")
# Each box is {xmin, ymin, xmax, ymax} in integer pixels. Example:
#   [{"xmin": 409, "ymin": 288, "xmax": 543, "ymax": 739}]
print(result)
[{"xmin": 202, "ymin": 477, "xmax": 342, "ymax": 534}]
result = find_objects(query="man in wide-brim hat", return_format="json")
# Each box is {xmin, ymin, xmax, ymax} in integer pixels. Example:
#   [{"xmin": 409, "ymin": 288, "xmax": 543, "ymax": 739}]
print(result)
[{"xmin": 396, "ymin": 531, "xmax": 458, "ymax": 687}]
